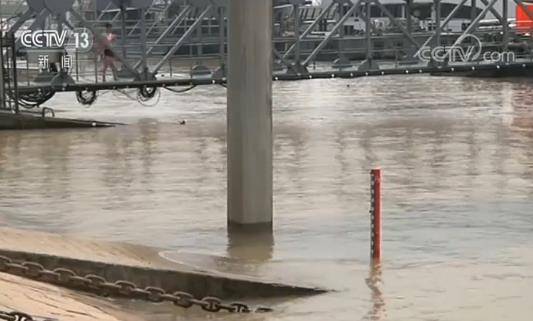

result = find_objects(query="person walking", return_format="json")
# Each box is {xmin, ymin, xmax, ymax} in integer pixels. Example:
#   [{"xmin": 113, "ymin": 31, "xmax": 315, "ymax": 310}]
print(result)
[{"xmin": 100, "ymin": 23, "xmax": 118, "ymax": 81}]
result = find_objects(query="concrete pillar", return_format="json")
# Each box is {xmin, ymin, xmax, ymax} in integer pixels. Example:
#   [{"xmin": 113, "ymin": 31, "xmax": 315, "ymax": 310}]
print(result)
[{"xmin": 227, "ymin": 0, "xmax": 273, "ymax": 228}]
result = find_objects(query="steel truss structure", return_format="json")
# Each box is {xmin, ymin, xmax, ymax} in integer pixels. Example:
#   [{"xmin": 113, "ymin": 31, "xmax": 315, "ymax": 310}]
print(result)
[
  {"xmin": 0, "ymin": 0, "xmax": 532, "ymax": 108},
  {"xmin": 0, "ymin": 32, "xmax": 19, "ymax": 112}
]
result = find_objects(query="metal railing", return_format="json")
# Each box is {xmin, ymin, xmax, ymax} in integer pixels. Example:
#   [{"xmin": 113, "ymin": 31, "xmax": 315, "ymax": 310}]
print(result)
[{"xmin": 0, "ymin": 32, "xmax": 18, "ymax": 112}]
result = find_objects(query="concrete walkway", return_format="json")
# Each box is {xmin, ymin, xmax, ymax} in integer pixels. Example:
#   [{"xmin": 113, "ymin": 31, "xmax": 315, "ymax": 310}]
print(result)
[{"xmin": 0, "ymin": 272, "xmax": 141, "ymax": 321}]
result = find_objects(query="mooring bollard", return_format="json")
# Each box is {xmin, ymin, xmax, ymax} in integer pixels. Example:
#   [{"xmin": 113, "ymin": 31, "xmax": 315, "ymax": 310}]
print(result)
[{"xmin": 370, "ymin": 169, "xmax": 382, "ymax": 263}]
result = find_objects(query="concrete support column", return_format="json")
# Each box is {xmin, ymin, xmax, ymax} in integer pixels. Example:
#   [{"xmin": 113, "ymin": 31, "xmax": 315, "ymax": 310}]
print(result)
[{"xmin": 227, "ymin": 0, "xmax": 273, "ymax": 229}]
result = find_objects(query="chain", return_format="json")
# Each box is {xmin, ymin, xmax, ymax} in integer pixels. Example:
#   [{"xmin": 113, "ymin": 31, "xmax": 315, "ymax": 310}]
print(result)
[
  {"xmin": 0, "ymin": 310, "xmax": 34, "ymax": 321},
  {"xmin": 0, "ymin": 255, "xmax": 272, "ymax": 314},
  {"xmin": 0, "ymin": 310, "xmax": 56, "ymax": 321}
]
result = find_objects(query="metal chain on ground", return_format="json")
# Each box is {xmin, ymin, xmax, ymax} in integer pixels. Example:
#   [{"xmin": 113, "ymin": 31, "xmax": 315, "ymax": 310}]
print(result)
[
  {"xmin": 0, "ymin": 255, "xmax": 272, "ymax": 314},
  {"xmin": 0, "ymin": 310, "xmax": 34, "ymax": 321}
]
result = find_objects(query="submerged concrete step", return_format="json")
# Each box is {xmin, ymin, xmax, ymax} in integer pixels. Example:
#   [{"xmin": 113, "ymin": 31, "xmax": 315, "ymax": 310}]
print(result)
[
  {"xmin": 0, "ymin": 111, "xmax": 116, "ymax": 130},
  {"xmin": 0, "ymin": 228, "xmax": 327, "ymax": 300}
]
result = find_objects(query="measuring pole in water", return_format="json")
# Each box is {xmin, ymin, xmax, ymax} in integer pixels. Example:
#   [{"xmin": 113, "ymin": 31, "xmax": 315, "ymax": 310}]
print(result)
[
  {"xmin": 227, "ymin": 0, "xmax": 273, "ymax": 229},
  {"xmin": 370, "ymin": 169, "xmax": 382, "ymax": 262}
]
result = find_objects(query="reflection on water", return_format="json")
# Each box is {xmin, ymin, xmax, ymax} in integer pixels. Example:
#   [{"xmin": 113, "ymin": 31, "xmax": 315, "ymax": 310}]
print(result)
[
  {"xmin": 365, "ymin": 264, "xmax": 385, "ymax": 321},
  {"xmin": 1, "ymin": 75, "xmax": 533, "ymax": 320},
  {"xmin": 227, "ymin": 229, "xmax": 274, "ymax": 262}
]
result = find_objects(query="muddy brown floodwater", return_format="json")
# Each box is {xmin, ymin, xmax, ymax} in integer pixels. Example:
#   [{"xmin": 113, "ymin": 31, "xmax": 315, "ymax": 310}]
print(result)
[{"xmin": 1, "ymin": 75, "xmax": 533, "ymax": 321}]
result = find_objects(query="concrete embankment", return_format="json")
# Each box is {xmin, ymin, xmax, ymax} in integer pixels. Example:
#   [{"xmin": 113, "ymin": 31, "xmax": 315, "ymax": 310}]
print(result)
[
  {"xmin": 0, "ymin": 272, "xmax": 142, "ymax": 321},
  {"xmin": 0, "ymin": 227, "xmax": 326, "ymax": 320}
]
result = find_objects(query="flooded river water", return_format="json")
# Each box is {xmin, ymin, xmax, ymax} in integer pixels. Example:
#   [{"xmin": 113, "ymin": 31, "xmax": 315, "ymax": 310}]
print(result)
[{"xmin": 1, "ymin": 75, "xmax": 533, "ymax": 320}]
